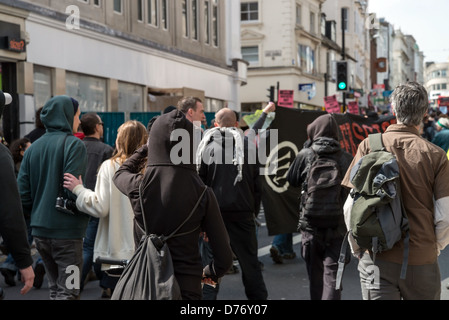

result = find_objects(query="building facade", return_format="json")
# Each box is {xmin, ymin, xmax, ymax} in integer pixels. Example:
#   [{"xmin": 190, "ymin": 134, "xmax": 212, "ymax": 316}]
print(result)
[
  {"xmin": 425, "ymin": 60, "xmax": 449, "ymax": 108},
  {"xmin": 0, "ymin": 0, "xmax": 246, "ymax": 143},
  {"xmin": 239, "ymin": 0, "xmax": 372, "ymax": 113}
]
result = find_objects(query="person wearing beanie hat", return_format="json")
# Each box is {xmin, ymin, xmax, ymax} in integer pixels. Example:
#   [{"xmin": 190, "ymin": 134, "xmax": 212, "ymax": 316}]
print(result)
[{"xmin": 432, "ymin": 116, "xmax": 449, "ymax": 153}]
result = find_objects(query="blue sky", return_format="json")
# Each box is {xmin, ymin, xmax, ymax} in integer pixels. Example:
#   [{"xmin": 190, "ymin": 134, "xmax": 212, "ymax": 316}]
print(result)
[{"xmin": 368, "ymin": 0, "xmax": 449, "ymax": 63}]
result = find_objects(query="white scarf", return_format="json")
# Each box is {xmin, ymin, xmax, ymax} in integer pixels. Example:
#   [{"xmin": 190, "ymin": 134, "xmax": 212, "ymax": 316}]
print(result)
[{"xmin": 196, "ymin": 127, "xmax": 244, "ymax": 186}]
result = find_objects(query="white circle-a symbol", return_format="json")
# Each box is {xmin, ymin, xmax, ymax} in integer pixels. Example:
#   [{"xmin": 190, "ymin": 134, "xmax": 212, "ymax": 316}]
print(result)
[{"xmin": 264, "ymin": 141, "xmax": 299, "ymax": 194}]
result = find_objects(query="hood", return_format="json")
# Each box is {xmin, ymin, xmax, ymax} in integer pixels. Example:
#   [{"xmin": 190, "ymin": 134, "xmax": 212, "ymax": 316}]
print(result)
[
  {"xmin": 40, "ymin": 96, "xmax": 76, "ymax": 134},
  {"xmin": 307, "ymin": 113, "xmax": 339, "ymax": 142},
  {"xmin": 147, "ymin": 109, "xmax": 196, "ymax": 170}
]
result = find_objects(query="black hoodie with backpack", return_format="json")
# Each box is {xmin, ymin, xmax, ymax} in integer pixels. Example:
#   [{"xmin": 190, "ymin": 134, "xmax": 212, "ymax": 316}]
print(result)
[{"xmin": 287, "ymin": 114, "xmax": 353, "ymax": 233}]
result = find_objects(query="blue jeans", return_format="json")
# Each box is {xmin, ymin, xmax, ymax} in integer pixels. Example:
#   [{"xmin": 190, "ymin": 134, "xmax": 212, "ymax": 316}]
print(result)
[
  {"xmin": 81, "ymin": 217, "xmax": 101, "ymax": 288},
  {"xmin": 272, "ymin": 233, "xmax": 294, "ymax": 255},
  {"xmin": 0, "ymin": 219, "xmax": 43, "ymax": 273}
]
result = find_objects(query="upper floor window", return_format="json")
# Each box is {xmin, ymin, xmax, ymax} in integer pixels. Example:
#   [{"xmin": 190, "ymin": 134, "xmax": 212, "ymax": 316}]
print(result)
[
  {"xmin": 242, "ymin": 46, "xmax": 259, "ymax": 66},
  {"xmin": 204, "ymin": 0, "xmax": 219, "ymax": 46},
  {"xmin": 147, "ymin": 0, "xmax": 159, "ymax": 26},
  {"xmin": 137, "ymin": 0, "xmax": 168, "ymax": 29},
  {"xmin": 296, "ymin": 4, "xmax": 301, "ymax": 26},
  {"xmin": 113, "ymin": 0, "xmax": 122, "ymax": 13},
  {"xmin": 310, "ymin": 12, "xmax": 316, "ymax": 34},
  {"xmin": 241, "ymin": 2, "xmax": 258, "ymax": 22}
]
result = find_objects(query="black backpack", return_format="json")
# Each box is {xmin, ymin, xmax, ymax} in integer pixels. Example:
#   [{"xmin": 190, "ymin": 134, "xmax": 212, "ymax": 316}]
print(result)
[{"xmin": 300, "ymin": 150, "xmax": 344, "ymax": 229}]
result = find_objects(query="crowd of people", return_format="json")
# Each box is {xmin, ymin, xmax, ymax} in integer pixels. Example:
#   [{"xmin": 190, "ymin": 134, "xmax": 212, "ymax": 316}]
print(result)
[{"xmin": 1, "ymin": 81, "xmax": 449, "ymax": 301}]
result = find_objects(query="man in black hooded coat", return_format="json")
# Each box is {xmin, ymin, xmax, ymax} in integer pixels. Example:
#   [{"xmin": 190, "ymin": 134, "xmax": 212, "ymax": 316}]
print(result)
[
  {"xmin": 113, "ymin": 110, "xmax": 233, "ymax": 300},
  {"xmin": 287, "ymin": 113, "xmax": 353, "ymax": 300}
]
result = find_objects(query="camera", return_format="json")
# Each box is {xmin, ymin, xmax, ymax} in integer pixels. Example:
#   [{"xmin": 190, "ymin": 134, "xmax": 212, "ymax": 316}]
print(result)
[{"xmin": 55, "ymin": 197, "xmax": 77, "ymax": 215}]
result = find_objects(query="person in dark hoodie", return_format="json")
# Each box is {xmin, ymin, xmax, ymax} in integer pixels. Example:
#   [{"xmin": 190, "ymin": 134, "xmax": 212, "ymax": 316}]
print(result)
[
  {"xmin": 113, "ymin": 109, "xmax": 233, "ymax": 300},
  {"xmin": 0, "ymin": 91, "xmax": 35, "ymax": 297},
  {"xmin": 196, "ymin": 108, "xmax": 268, "ymax": 300},
  {"xmin": 286, "ymin": 113, "xmax": 353, "ymax": 300},
  {"xmin": 17, "ymin": 95, "xmax": 88, "ymax": 300}
]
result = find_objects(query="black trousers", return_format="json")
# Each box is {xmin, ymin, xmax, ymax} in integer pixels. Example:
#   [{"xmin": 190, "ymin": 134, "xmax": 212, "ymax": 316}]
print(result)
[
  {"xmin": 201, "ymin": 219, "xmax": 268, "ymax": 300},
  {"xmin": 301, "ymin": 229, "xmax": 345, "ymax": 300}
]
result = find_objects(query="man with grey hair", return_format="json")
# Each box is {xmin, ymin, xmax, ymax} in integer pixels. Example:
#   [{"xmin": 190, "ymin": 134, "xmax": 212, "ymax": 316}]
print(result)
[{"xmin": 341, "ymin": 82, "xmax": 449, "ymax": 300}]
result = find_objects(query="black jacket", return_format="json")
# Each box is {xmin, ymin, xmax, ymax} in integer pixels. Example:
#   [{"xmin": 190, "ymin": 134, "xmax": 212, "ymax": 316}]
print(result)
[
  {"xmin": 83, "ymin": 137, "xmax": 114, "ymax": 191},
  {"xmin": 198, "ymin": 129, "xmax": 261, "ymax": 222},
  {"xmin": 113, "ymin": 110, "xmax": 233, "ymax": 299},
  {"xmin": 0, "ymin": 144, "xmax": 33, "ymax": 269},
  {"xmin": 287, "ymin": 114, "xmax": 353, "ymax": 232}
]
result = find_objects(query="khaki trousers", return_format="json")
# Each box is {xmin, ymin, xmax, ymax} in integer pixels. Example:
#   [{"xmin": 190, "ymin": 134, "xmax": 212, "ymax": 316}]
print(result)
[{"xmin": 358, "ymin": 252, "xmax": 441, "ymax": 300}]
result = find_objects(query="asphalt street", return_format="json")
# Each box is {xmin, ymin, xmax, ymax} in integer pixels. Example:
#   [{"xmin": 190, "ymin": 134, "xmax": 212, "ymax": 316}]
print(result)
[{"xmin": 2, "ymin": 214, "xmax": 449, "ymax": 301}]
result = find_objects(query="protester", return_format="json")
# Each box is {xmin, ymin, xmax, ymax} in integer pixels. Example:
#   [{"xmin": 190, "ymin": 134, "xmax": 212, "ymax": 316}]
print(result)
[
  {"xmin": 0, "ymin": 137, "xmax": 38, "ymax": 288},
  {"xmin": 342, "ymin": 82, "xmax": 449, "ymax": 300},
  {"xmin": 197, "ymin": 107, "xmax": 268, "ymax": 300},
  {"xmin": 17, "ymin": 96, "xmax": 88, "ymax": 300},
  {"xmin": 286, "ymin": 113, "xmax": 353, "ymax": 300},
  {"xmin": 24, "ymin": 107, "xmax": 46, "ymax": 143},
  {"xmin": 0, "ymin": 95, "xmax": 35, "ymax": 296},
  {"xmin": 177, "ymin": 96, "xmax": 206, "ymax": 125},
  {"xmin": 9, "ymin": 137, "xmax": 31, "ymax": 176},
  {"xmin": 63, "ymin": 120, "xmax": 147, "ymax": 298},
  {"xmin": 432, "ymin": 115, "xmax": 449, "ymax": 153},
  {"xmin": 76, "ymin": 112, "xmax": 114, "ymax": 292},
  {"xmin": 113, "ymin": 110, "xmax": 233, "ymax": 300},
  {"xmin": 422, "ymin": 113, "xmax": 436, "ymax": 142}
]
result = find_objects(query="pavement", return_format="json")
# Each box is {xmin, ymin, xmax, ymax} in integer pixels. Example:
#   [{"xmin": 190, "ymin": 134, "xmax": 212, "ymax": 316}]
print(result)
[{"xmin": 3, "ymin": 234, "xmax": 449, "ymax": 301}]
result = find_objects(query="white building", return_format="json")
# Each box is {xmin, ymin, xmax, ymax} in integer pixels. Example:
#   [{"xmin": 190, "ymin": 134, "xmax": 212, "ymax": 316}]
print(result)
[
  {"xmin": 0, "ymin": 0, "xmax": 245, "ymax": 142},
  {"xmin": 425, "ymin": 60, "xmax": 449, "ymax": 108}
]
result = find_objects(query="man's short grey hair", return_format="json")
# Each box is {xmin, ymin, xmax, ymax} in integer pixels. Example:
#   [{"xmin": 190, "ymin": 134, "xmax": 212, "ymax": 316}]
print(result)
[{"xmin": 390, "ymin": 82, "xmax": 429, "ymax": 126}]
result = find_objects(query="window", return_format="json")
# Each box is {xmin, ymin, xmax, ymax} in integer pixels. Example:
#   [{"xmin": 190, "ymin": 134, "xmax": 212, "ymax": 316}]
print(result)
[
  {"xmin": 242, "ymin": 46, "xmax": 259, "ymax": 66},
  {"xmin": 182, "ymin": 0, "xmax": 188, "ymax": 37},
  {"xmin": 93, "ymin": 0, "xmax": 100, "ymax": 6},
  {"xmin": 33, "ymin": 65, "xmax": 52, "ymax": 109},
  {"xmin": 137, "ymin": 0, "xmax": 143, "ymax": 21},
  {"xmin": 113, "ymin": 0, "xmax": 122, "ymax": 13},
  {"xmin": 310, "ymin": 12, "xmax": 316, "ymax": 34},
  {"xmin": 66, "ymin": 72, "xmax": 107, "ymax": 112},
  {"xmin": 298, "ymin": 44, "xmax": 315, "ymax": 74},
  {"xmin": 147, "ymin": 0, "xmax": 158, "ymax": 26},
  {"xmin": 212, "ymin": 0, "xmax": 218, "ymax": 46},
  {"xmin": 204, "ymin": 0, "xmax": 210, "ymax": 43},
  {"xmin": 296, "ymin": 4, "xmax": 301, "ymax": 26},
  {"xmin": 443, "ymin": 84, "xmax": 447, "ymax": 90},
  {"xmin": 321, "ymin": 14, "xmax": 326, "ymax": 36},
  {"xmin": 191, "ymin": 0, "xmax": 198, "ymax": 40},
  {"xmin": 204, "ymin": 0, "xmax": 218, "ymax": 46},
  {"xmin": 162, "ymin": 0, "xmax": 168, "ymax": 29},
  {"xmin": 241, "ymin": 2, "xmax": 258, "ymax": 22},
  {"xmin": 118, "ymin": 82, "xmax": 144, "ymax": 113}
]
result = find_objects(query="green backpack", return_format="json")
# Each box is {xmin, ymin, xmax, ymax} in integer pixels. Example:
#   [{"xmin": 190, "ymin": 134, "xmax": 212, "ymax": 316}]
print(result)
[{"xmin": 336, "ymin": 133, "xmax": 409, "ymax": 289}]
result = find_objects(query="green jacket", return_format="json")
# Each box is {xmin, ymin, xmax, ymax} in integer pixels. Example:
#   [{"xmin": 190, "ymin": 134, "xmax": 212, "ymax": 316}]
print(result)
[{"xmin": 18, "ymin": 96, "xmax": 88, "ymax": 239}]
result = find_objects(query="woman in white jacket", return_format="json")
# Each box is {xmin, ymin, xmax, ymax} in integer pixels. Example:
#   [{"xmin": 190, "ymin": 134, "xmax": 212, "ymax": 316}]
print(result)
[{"xmin": 63, "ymin": 120, "xmax": 148, "ymax": 297}]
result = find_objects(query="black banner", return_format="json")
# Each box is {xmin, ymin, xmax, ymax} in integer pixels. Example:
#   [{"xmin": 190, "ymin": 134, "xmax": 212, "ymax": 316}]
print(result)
[{"xmin": 262, "ymin": 107, "xmax": 396, "ymax": 236}]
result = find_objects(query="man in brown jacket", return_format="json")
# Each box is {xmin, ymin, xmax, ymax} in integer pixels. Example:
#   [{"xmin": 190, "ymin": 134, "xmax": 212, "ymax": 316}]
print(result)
[{"xmin": 342, "ymin": 82, "xmax": 449, "ymax": 300}]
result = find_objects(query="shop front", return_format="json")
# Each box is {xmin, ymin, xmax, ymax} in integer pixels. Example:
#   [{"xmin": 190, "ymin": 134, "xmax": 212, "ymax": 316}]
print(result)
[{"xmin": 0, "ymin": 7, "xmax": 28, "ymax": 144}]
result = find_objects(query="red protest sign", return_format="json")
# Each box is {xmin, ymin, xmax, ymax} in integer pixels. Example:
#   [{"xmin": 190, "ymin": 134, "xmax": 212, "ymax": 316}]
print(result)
[
  {"xmin": 324, "ymin": 95, "xmax": 341, "ymax": 114},
  {"xmin": 347, "ymin": 101, "xmax": 359, "ymax": 114},
  {"xmin": 278, "ymin": 90, "xmax": 294, "ymax": 108}
]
